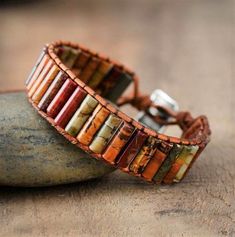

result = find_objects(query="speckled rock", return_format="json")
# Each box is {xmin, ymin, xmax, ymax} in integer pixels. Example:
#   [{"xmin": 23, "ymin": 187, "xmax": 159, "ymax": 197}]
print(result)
[{"xmin": 0, "ymin": 92, "xmax": 114, "ymax": 187}]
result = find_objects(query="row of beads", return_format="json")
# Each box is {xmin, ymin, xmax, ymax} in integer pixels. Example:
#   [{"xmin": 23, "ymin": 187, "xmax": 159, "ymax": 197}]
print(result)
[
  {"xmin": 56, "ymin": 45, "xmax": 132, "ymax": 103},
  {"xmin": 49, "ymin": 41, "xmax": 209, "ymax": 147},
  {"xmin": 26, "ymin": 48, "xmax": 200, "ymax": 184}
]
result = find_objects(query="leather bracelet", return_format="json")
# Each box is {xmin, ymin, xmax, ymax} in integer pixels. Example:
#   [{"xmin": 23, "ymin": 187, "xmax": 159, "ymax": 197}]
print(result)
[{"xmin": 25, "ymin": 40, "xmax": 211, "ymax": 184}]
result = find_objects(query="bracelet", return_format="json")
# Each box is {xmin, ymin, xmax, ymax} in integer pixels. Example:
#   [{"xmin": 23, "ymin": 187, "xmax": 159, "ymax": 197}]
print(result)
[{"xmin": 25, "ymin": 40, "xmax": 211, "ymax": 184}]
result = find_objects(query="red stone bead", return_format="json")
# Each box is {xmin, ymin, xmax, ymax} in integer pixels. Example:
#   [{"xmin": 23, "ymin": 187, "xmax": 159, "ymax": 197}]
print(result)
[
  {"xmin": 102, "ymin": 122, "xmax": 135, "ymax": 164},
  {"xmin": 38, "ymin": 71, "xmax": 68, "ymax": 112},
  {"xmin": 116, "ymin": 130, "xmax": 148, "ymax": 169},
  {"xmin": 46, "ymin": 79, "xmax": 77, "ymax": 118},
  {"xmin": 54, "ymin": 86, "xmax": 87, "ymax": 128},
  {"xmin": 142, "ymin": 142, "xmax": 172, "ymax": 181}
]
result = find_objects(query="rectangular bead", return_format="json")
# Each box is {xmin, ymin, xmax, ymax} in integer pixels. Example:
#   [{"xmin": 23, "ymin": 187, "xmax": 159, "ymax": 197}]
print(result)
[
  {"xmin": 65, "ymin": 95, "xmax": 98, "ymax": 137},
  {"xmin": 28, "ymin": 59, "xmax": 54, "ymax": 98},
  {"xmin": 153, "ymin": 144, "xmax": 183, "ymax": 184},
  {"xmin": 97, "ymin": 67, "xmax": 123, "ymax": 96},
  {"xmin": 56, "ymin": 46, "xmax": 64, "ymax": 57},
  {"xmin": 60, "ymin": 46, "xmax": 71, "ymax": 63},
  {"xmin": 164, "ymin": 164, "xmax": 181, "ymax": 184},
  {"xmin": 26, "ymin": 55, "xmax": 50, "ymax": 91},
  {"xmin": 129, "ymin": 136, "xmax": 158, "ymax": 174},
  {"xmin": 38, "ymin": 72, "xmax": 68, "ymax": 111},
  {"xmin": 102, "ymin": 122, "xmax": 135, "ymax": 164},
  {"xmin": 74, "ymin": 51, "xmax": 90, "ymax": 69},
  {"xmin": 65, "ymin": 48, "xmax": 80, "ymax": 68},
  {"xmin": 79, "ymin": 57, "xmax": 100, "ymax": 83},
  {"xmin": 116, "ymin": 130, "xmax": 148, "ymax": 169},
  {"xmin": 26, "ymin": 50, "xmax": 46, "ymax": 86},
  {"xmin": 142, "ymin": 142, "xmax": 173, "ymax": 181},
  {"xmin": 46, "ymin": 79, "xmax": 77, "ymax": 118},
  {"xmin": 181, "ymin": 145, "xmax": 205, "ymax": 180},
  {"xmin": 105, "ymin": 72, "xmax": 132, "ymax": 102},
  {"xmin": 174, "ymin": 146, "xmax": 199, "ymax": 182},
  {"xmin": 77, "ymin": 105, "xmax": 110, "ymax": 146},
  {"xmin": 87, "ymin": 61, "xmax": 113, "ymax": 89},
  {"xmin": 89, "ymin": 114, "xmax": 122, "ymax": 154},
  {"xmin": 164, "ymin": 145, "xmax": 199, "ymax": 183},
  {"xmin": 54, "ymin": 87, "xmax": 87, "ymax": 129},
  {"xmin": 32, "ymin": 65, "xmax": 60, "ymax": 104},
  {"xmin": 72, "ymin": 68, "xmax": 81, "ymax": 77}
]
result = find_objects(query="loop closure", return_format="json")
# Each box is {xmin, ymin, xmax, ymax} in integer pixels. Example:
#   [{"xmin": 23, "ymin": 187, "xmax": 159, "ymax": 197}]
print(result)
[{"xmin": 117, "ymin": 76, "xmax": 194, "ymax": 132}]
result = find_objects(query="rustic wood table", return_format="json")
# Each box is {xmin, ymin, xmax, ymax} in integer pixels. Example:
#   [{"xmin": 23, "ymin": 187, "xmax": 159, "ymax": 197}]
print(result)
[{"xmin": 0, "ymin": 0, "xmax": 234, "ymax": 236}]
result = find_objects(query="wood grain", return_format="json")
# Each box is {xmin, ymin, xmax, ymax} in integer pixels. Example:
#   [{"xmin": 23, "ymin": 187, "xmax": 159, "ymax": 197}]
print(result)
[{"xmin": 0, "ymin": 0, "xmax": 234, "ymax": 236}]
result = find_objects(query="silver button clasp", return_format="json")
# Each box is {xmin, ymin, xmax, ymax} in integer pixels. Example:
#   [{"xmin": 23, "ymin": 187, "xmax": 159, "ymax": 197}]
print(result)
[{"xmin": 137, "ymin": 89, "xmax": 179, "ymax": 133}]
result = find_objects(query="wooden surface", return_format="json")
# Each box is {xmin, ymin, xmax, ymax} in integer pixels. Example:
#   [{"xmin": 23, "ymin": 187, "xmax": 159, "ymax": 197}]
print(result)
[{"xmin": 0, "ymin": 0, "xmax": 234, "ymax": 236}]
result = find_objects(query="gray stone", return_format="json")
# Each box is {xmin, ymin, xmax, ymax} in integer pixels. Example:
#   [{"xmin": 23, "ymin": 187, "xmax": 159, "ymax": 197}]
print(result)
[{"xmin": 0, "ymin": 92, "xmax": 114, "ymax": 187}]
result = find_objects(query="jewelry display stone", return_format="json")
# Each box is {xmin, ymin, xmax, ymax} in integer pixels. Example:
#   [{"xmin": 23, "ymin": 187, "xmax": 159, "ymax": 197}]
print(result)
[{"xmin": 0, "ymin": 92, "xmax": 114, "ymax": 187}]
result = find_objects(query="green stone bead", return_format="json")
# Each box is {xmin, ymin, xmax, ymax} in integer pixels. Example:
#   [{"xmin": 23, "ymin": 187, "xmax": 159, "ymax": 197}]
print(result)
[
  {"xmin": 60, "ymin": 46, "xmax": 71, "ymax": 62},
  {"xmin": 153, "ymin": 144, "xmax": 183, "ymax": 184},
  {"xmin": 65, "ymin": 95, "xmax": 98, "ymax": 137},
  {"xmin": 89, "ymin": 114, "xmax": 122, "ymax": 154},
  {"xmin": 88, "ymin": 61, "xmax": 113, "ymax": 89},
  {"xmin": 65, "ymin": 48, "xmax": 80, "ymax": 68},
  {"xmin": 174, "ymin": 145, "xmax": 199, "ymax": 182}
]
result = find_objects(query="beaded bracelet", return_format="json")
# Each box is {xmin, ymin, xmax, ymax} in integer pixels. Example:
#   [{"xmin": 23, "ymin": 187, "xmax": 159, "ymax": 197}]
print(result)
[{"xmin": 26, "ymin": 41, "xmax": 211, "ymax": 184}]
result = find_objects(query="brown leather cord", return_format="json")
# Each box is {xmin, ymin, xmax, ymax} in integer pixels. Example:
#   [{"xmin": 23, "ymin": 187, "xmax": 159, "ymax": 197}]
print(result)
[{"xmin": 117, "ymin": 75, "xmax": 194, "ymax": 131}]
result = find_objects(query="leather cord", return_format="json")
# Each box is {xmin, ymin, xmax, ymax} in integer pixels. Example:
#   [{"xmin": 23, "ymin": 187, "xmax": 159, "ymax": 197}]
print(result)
[{"xmin": 117, "ymin": 75, "xmax": 194, "ymax": 132}]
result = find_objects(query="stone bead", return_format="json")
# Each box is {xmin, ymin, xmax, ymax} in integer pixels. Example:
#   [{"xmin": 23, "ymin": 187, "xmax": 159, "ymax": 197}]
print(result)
[
  {"xmin": 72, "ymin": 68, "xmax": 81, "ymax": 77},
  {"xmin": 116, "ymin": 130, "xmax": 148, "ymax": 169},
  {"xmin": 142, "ymin": 142, "xmax": 173, "ymax": 181},
  {"xmin": 65, "ymin": 95, "xmax": 98, "ymax": 137},
  {"xmin": 89, "ymin": 114, "xmax": 122, "ymax": 154},
  {"xmin": 47, "ymin": 79, "xmax": 77, "ymax": 118},
  {"xmin": 129, "ymin": 136, "xmax": 158, "ymax": 174},
  {"xmin": 77, "ymin": 105, "xmax": 110, "ymax": 146},
  {"xmin": 26, "ymin": 55, "xmax": 50, "ymax": 91},
  {"xmin": 174, "ymin": 145, "xmax": 199, "ymax": 182},
  {"xmin": 96, "ymin": 66, "xmax": 122, "ymax": 96},
  {"xmin": 38, "ymin": 72, "xmax": 68, "ymax": 112},
  {"xmin": 54, "ymin": 87, "xmax": 87, "ymax": 129},
  {"xmin": 60, "ymin": 46, "xmax": 71, "ymax": 63},
  {"xmin": 163, "ymin": 164, "xmax": 181, "ymax": 184},
  {"xmin": 87, "ymin": 61, "xmax": 113, "ymax": 89},
  {"xmin": 102, "ymin": 122, "xmax": 135, "ymax": 164},
  {"xmin": 74, "ymin": 51, "xmax": 90, "ymax": 70},
  {"xmin": 28, "ymin": 59, "xmax": 54, "ymax": 98},
  {"xmin": 153, "ymin": 144, "xmax": 183, "ymax": 184},
  {"xmin": 65, "ymin": 48, "xmax": 80, "ymax": 68},
  {"xmin": 26, "ymin": 50, "xmax": 46, "ymax": 86},
  {"xmin": 105, "ymin": 72, "xmax": 132, "ymax": 102},
  {"xmin": 56, "ymin": 46, "xmax": 64, "ymax": 57},
  {"xmin": 163, "ymin": 145, "xmax": 199, "ymax": 183},
  {"xmin": 79, "ymin": 57, "xmax": 100, "ymax": 83},
  {"xmin": 32, "ymin": 65, "xmax": 60, "ymax": 104}
]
